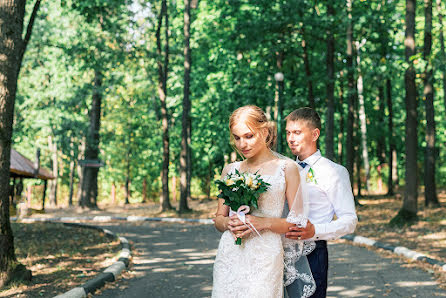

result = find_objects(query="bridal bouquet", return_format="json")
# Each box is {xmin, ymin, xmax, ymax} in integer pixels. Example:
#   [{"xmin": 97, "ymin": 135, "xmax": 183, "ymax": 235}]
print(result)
[{"xmin": 215, "ymin": 169, "xmax": 271, "ymax": 245}]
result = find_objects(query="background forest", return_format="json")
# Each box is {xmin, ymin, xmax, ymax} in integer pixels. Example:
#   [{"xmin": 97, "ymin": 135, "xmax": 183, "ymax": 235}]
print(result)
[{"xmin": 11, "ymin": 0, "xmax": 445, "ymax": 218}]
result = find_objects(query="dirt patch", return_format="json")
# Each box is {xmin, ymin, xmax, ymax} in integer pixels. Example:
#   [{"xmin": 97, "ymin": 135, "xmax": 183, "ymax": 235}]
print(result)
[{"xmin": 0, "ymin": 222, "xmax": 121, "ymax": 297}]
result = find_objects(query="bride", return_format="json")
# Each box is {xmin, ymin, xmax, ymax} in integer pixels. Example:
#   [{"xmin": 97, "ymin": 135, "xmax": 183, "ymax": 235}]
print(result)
[{"xmin": 212, "ymin": 105, "xmax": 315, "ymax": 298}]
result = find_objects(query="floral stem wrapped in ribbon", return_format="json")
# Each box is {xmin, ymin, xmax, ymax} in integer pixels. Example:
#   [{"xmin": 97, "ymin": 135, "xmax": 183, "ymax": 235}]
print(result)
[{"xmin": 215, "ymin": 169, "xmax": 271, "ymax": 245}]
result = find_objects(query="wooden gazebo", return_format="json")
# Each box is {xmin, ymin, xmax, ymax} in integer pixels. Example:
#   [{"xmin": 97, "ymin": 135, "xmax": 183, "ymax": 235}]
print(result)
[
  {"xmin": 10, "ymin": 148, "xmax": 54, "ymax": 208},
  {"xmin": 10, "ymin": 149, "xmax": 54, "ymax": 180}
]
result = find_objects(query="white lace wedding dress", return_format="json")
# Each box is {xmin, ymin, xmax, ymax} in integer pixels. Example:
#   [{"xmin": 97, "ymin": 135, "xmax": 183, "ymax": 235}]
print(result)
[{"xmin": 212, "ymin": 161, "xmax": 287, "ymax": 298}]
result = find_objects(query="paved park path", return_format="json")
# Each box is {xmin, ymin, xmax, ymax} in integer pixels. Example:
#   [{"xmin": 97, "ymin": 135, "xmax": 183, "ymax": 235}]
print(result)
[{"xmin": 94, "ymin": 221, "xmax": 446, "ymax": 298}]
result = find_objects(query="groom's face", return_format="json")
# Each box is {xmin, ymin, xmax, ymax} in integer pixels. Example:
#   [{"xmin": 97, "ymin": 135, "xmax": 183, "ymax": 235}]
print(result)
[{"xmin": 286, "ymin": 120, "xmax": 319, "ymax": 159}]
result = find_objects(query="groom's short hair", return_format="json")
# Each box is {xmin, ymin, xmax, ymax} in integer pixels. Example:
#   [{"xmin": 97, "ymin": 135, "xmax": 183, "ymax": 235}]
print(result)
[{"xmin": 285, "ymin": 107, "xmax": 321, "ymax": 130}]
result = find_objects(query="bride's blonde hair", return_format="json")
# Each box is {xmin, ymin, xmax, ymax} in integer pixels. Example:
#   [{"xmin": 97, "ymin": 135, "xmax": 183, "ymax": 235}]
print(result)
[{"xmin": 229, "ymin": 105, "xmax": 277, "ymax": 150}]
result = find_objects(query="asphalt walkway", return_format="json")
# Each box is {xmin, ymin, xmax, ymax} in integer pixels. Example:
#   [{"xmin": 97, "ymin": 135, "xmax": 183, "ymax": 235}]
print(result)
[{"xmin": 94, "ymin": 221, "xmax": 446, "ymax": 297}]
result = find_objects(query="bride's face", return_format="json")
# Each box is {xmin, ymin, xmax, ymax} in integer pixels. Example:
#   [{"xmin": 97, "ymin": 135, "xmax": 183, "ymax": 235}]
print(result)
[{"xmin": 231, "ymin": 121, "xmax": 266, "ymax": 159}]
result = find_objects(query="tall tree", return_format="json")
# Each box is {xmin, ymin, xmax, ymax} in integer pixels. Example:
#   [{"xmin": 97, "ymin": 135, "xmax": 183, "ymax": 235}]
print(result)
[
  {"xmin": 156, "ymin": 0, "xmax": 172, "ymax": 211},
  {"xmin": 423, "ymin": 0, "xmax": 439, "ymax": 206},
  {"xmin": 386, "ymin": 78, "xmax": 396, "ymax": 195},
  {"xmin": 392, "ymin": 0, "xmax": 418, "ymax": 225},
  {"xmin": 355, "ymin": 40, "xmax": 370, "ymax": 191},
  {"xmin": 346, "ymin": 0, "xmax": 355, "ymax": 188},
  {"xmin": 0, "ymin": 0, "xmax": 40, "ymax": 286},
  {"xmin": 325, "ymin": 2, "xmax": 335, "ymax": 160},
  {"xmin": 180, "ymin": 0, "xmax": 192, "ymax": 213},
  {"xmin": 80, "ymin": 70, "xmax": 102, "ymax": 208}
]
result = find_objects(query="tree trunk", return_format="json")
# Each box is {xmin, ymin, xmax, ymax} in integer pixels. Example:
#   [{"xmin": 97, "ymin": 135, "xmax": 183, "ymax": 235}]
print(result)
[
  {"xmin": 125, "ymin": 150, "xmax": 130, "ymax": 204},
  {"xmin": 353, "ymin": 85, "xmax": 361, "ymax": 198},
  {"xmin": 41, "ymin": 180, "xmax": 47, "ymax": 210},
  {"xmin": 111, "ymin": 183, "xmax": 116, "ymax": 205},
  {"xmin": 68, "ymin": 139, "xmax": 75, "ymax": 206},
  {"xmin": 423, "ymin": 0, "xmax": 439, "ymax": 207},
  {"xmin": 300, "ymin": 27, "xmax": 315, "ymax": 109},
  {"xmin": 156, "ymin": 0, "xmax": 172, "ymax": 211},
  {"xmin": 26, "ymin": 186, "xmax": 31, "ymax": 208},
  {"xmin": 377, "ymin": 85, "xmax": 386, "ymax": 165},
  {"xmin": 437, "ymin": 0, "xmax": 446, "ymax": 112},
  {"xmin": 346, "ymin": 0, "xmax": 355, "ymax": 189},
  {"xmin": 355, "ymin": 41, "xmax": 370, "ymax": 191},
  {"xmin": 80, "ymin": 71, "xmax": 102, "ymax": 209},
  {"xmin": 142, "ymin": 178, "xmax": 147, "ymax": 203},
  {"xmin": 386, "ymin": 79, "xmax": 396, "ymax": 195},
  {"xmin": 325, "ymin": 2, "xmax": 335, "ymax": 160},
  {"xmin": 76, "ymin": 138, "xmax": 86, "ymax": 204},
  {"xmin": 180, "ymin": 0, "xmax": 192, "ymax": 213},
  {"xmin": 355, "ymin": 150, "xmax": 362, "ymax": 197},
  {"xmin": 337, "ymin": 72, "xmax": 345, "ymax": 164},
  {"xmin": 376, "ymin": 84, "xmax": 386, "ymax": 191},
  {"xmin": 48, "ymin": 136, "xmax": 58, "ymax": 207},
  {"xmin": 392, "ymin": 0, "xmax": 418, "ymax": 225},
  {"xmin": 0, "ymin": 0, "xmax": 39, "ymax": 285},
  {"xmin": 172, "ymin": 175, "xmax": 177, "ymax": 203}
]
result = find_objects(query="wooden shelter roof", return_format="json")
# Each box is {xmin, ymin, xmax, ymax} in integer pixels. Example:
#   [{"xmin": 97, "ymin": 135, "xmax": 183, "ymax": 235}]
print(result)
[{"xmin": 10, "ymin": 148, "xmax": 54, "ymax": 180}]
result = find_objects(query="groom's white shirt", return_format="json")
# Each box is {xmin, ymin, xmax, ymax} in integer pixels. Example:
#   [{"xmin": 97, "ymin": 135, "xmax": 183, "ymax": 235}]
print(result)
[{"xmin": 297, "ymin": 150, "xmax": 357, "ymax": 241}]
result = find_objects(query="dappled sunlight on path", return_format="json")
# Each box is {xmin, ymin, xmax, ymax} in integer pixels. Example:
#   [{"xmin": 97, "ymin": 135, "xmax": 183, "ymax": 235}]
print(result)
[
  {"xmin": 94, "ymin": 222, "xmax": 218, "ymax": 297},
  {"xmin": 91, "ymin": 222, "xmax": 445, "ymax": 297},
  {"xmin": 327, "ymin": 241, "xmax": 446, "ymax": 297}
]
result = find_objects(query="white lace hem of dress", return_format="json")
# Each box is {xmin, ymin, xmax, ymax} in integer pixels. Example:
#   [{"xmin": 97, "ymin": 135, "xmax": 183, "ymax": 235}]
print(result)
[{"xmin": 283, "ymin": 211, "xmax": 316, "ymax": 297}]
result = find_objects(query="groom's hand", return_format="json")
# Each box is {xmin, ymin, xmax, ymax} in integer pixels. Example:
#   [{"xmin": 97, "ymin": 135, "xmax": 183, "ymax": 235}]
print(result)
[{"xmin": 285, "ymin": 220, "xmax": 315, "ymax": 240}]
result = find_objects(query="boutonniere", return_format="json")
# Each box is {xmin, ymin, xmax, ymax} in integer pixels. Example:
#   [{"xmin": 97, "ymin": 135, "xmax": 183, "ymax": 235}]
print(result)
[{"xmin": 306, "ymin": 168, "xmax": 318, "ymax": 184}]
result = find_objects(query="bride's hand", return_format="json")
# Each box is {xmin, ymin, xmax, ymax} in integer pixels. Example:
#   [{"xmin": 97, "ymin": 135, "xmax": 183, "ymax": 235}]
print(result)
[
  {"xmin": 228, "ymin": 214, "xmax": 251, "ymax": 239},
  {"xmin": 230, "ymin": 215, "xmax": 270, "ymax": 239}
]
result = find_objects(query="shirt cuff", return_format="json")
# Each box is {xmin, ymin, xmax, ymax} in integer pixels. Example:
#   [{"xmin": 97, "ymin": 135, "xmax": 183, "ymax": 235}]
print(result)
[{"xmin": 313, "ymin": 223, "xmax": 324, "ymax": 241}]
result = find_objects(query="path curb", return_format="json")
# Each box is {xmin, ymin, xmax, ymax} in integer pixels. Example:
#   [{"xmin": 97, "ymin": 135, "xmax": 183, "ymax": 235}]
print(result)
[
  {"xmin": 52, "ymin": 222, "xmax": 131, "ymax": 298},
  {"xmin": 11, "ymin": 218, "xmax": 131, "ymax": 298},
  {"xmin": 341, "ymin": 234, "xmax": 446, "ymax": 271}
]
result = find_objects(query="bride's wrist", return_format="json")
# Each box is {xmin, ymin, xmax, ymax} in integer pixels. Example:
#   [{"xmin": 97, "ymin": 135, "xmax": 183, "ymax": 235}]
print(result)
[{"xmin": 260, "ymin": 218, "xmax": 272, "ymax": 231}]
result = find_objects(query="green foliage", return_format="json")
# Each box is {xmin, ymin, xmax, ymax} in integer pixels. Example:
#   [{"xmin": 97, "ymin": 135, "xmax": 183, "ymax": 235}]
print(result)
[{"xmin": 11, "ymin": 0, "xmax": 446, "ymax": 208}]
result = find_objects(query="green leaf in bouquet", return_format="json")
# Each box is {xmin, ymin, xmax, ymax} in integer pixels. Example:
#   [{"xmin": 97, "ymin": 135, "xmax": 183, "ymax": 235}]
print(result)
[{"xmin": 222, "ymin": 188, "xmax": 232, "ymax": 198}]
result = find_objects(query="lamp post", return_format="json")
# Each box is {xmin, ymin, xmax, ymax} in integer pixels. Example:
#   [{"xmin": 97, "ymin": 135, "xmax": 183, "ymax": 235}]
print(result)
[{"xmin": 274, "ymin": 72, "xmax": 284, "ymax": 153}]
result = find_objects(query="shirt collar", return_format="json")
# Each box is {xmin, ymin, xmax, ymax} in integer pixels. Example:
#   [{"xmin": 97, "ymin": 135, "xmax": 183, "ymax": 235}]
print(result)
[{"xmin": 296, "ymin": 150, "xmax": 322, "ymax": 167}]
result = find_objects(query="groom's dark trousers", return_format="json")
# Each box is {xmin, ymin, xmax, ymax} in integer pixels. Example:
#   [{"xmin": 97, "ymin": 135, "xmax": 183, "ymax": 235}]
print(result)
[{"xmin": 286, "ymin": 240, "xmax": 328, "ymax": 298}]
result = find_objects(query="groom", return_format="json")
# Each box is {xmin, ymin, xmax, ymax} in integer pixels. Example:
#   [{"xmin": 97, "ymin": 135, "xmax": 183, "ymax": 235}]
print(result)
[
  {"xmin": 283, "ymin": 107, "xmax": 357, "ymax": 298},
  {"xmin": 230, "ymin": 107, "xmax": 357, "ymax": 298}
]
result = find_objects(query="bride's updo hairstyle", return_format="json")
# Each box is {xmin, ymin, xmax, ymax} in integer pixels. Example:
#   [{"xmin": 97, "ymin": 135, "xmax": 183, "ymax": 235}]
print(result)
[{"xmin": 229, "ymin": 105, "xmax": 277, "ymax": 150}]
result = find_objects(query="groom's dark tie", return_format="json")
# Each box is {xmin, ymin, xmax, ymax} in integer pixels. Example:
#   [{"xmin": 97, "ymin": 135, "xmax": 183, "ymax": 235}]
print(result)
[{"xmin": 298, "ymin": 161, "xmax": 308, "ymax": 169}]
